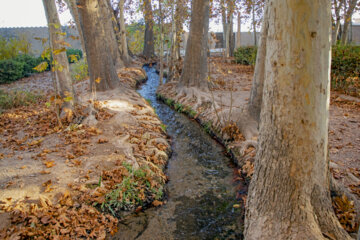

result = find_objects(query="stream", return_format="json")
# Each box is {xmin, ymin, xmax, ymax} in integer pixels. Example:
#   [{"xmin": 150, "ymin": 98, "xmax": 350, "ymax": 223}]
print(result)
[{"xmin": 111, "ymin": 66, "xmax": 244, "ymax": 240}]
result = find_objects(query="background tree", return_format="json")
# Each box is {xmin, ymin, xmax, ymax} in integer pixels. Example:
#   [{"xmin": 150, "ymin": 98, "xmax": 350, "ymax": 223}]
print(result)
[
  {"xmin": 178, "ymin": 0, "xmax": 210, "ymax": 92},
  {"xmin": 143, "ymin": 0, "xmax": 155, "ymax": 58},
  {"xmin": 341, "ymin": 0, "xmax": 359, "ymax": 44},
  {"xmin": 77, "ymin": 0, "xmax": 122, "ymax": 91},
  {"xmin": 245, "ymin": 0, "xmax": 352, "ymax": 239},
  {"xmin": 42, "ymin": 0, "xmax": 75, "ymax": 112}
]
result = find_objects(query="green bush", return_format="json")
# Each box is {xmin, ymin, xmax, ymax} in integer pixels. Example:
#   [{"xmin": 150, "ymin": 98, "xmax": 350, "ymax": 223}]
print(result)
[
  {"xmin": 331, "ymin": 45, "xmax": 360, "ymax": 96},
  {"xmin": 0, "ymin": 59, "xmax": 25, "ymax": 83},
  {"xmin": 66, "ymin": 48, "xmax": 83, "ymax": 63},
  {"xmin": 13, "ymin": 54, "xmax": 42, "ymax": 76},
  {"xmin": 234, "ymin": 47, "xmax": 258, "ymax": 66}
]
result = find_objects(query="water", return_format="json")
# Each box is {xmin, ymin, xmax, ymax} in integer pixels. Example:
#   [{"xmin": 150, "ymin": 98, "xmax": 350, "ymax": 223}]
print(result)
[{"xmin": 111, "ymin": 66, "xmax": 244, "ymax": 240}]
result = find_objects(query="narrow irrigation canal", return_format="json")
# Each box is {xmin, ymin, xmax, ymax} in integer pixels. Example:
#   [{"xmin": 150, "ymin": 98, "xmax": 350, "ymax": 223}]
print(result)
[{"xmin": 112, "ymin": 66, "xmax": 244, "ymax": 240}]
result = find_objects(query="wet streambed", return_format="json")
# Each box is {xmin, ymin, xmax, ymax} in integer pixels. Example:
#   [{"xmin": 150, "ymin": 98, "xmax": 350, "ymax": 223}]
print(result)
[{"xmin": 111, "ymin": 66, "xmax": 244, "ymax": 240}]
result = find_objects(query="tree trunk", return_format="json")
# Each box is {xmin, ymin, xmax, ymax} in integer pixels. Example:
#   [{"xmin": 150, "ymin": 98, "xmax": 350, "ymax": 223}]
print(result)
[
  {"xmin": 65, "ymin": 0, "xmax": 86, "ymax": 56},
  {"xmin": 143, "ymin": 0, "xmax": 155, "ymax": 59},
  {"xmin": 178, "ymin": 0, "xmax": 209, "ymax": 90},
  {"xmin": 248, "ymin": 1, "xmax": 269, "ymax": 122},
  {"xmin": 333, "ymin": 0, "xmax": 344, "ymax": 43},
  {"xmin": 168, "ymin": 0, "xmax": 182, "ymax": 81},
  {"xmin": 221, "ymin": 0, "xmax": 229, "ymax": 58},
  {"xmin": 252, "ymin": 3, "xmax": 257, "ymax": 46},
  {"xmin": 103, "ymin": 0, "xmax": 124, "ymax": 69},
  {"xmin": 158, "ymin": 1, "xmax": 164, "ymax": 85},
  {"xmin": 236, "ymin": 11, "xmax": 241, "ymax": 49},
  {"xmin": 43, "ymin": 0, "xmax": 75, "ymax": 109},
  {"xmin": 341, "ymin": 0, "xmax": 357, "ymax": 44},
  {"xmin": 245, "ymin": 1, "xmax": 352, "ymax": 239},
  {"xmin": 229, "ymin": 7, "xmax": 234, "ymax": 57},
  {"xmin": 77, "ymin": 0, "xmax": 120, "ymax": 91},
  {"xmin": 118, "ymin": 0, "xmax": 130, "ymax": 64}
]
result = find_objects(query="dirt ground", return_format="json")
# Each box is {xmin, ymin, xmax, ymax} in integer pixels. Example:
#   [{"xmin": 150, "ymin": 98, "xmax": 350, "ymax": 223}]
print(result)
[
  {"xmin": 158, "ymin": 57, "xmax": 360, "ymax": 234},
  {"xmin": 0, "ymin": 60, "xmax": 170, "ymax": 239}
]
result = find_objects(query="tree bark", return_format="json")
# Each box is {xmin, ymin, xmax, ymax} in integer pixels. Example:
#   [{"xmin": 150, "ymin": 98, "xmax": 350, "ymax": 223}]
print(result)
[
  {"xmin": 341, "ymin": 0, "xmax": 358, "ymax": 44},
  {"xmin": 333, "ymin": 0, "xmax": 344, "ymax": 43},
  {"xmin": 178, "ymin": 0, "xmax": 209, "ymax": 90},
  {"xmin": 103, "ymin": 0, "xmax": 124, "ymax": 69},
  {"xmin": 252, "ymin": 3, "xmax": 257, "ymax": 46},
  {"xmin": 65, "ymin": 0, "xmax": 86, "ymax": 56},
  {"xmin": 118, "ymin": 0, "xmax": 130, "ymax": 64},
  {"xmin": 245, "ymin": 0, "xmax": 352, "ymax": 239},
  {"xmin": 236, "ymin": 11, "xmax": 241, "ymax": 49},
  {"xmin": 248, "ymin": 1, "xmax": 269, "ymax": 122},
  {"xmin": 143, "ymin": 0, "xmax": 155, "ymax": 59},
  {"xmin": 158, "ymin": 0, "xmax": 164, "ymax": 85},
  {"xmin": 43, "ymin": 0, "xmax": 75, "ymax": 109},
  {"xmin": 77, "ymin": 0, "xmax": 121, "ymax": 91},
  {"xmin": 168, "ymin": 0, "xmax": 182, "ymax": 81}
]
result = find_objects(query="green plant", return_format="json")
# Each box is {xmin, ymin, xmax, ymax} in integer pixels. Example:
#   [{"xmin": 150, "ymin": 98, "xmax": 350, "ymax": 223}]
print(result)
[
  {"xmin": 13, "ymin": 54, "xmax": 42, "ymax": 76},
  {"xmin": 70, "ymin": 59, "xmax": 88, "ymax": 82},
  {"xmin": 234, "ymin": 46, "xmax": 258, "ymax": 66},
  {"xmin": 101, "ymin": 163, "xmax": 163, "ymax": 215},
  {"xmin": 0, "ymin": 59, "xmax": 25, "ymax": 83},
  {"xmin": 160, "ymin": 124, "xmax": 167, "ymax": 133},
  {"xmin": 331, "ymin": 45, "xmax": 360, "ymax": 96},
  {"xmin": 165, "ymin": 98, "xmax": 174, "ymax": 106},
  {"xmin": 174, "ymin": 102, "xmax": 183, "ymax": 112},
  {"xmin": 0, "ymin": 90, "xmax": 41, "ymax": 112},
  {"xmin": 66, "ymin": 48, "xmax": 83, "ymax": 63},
  {"xmin": 203, "ymin": 121, "xmax": 212, "ymax": 134}
]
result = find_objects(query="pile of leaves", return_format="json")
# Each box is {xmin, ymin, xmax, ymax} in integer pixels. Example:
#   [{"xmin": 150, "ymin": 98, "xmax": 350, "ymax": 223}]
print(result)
[
  {"xmin": 332, "ymin": 194, "xmax": 358, "ymax": 233},
  {"xmin": 0, "ymin": 192, "xmax": 118, "ymax": 239}
]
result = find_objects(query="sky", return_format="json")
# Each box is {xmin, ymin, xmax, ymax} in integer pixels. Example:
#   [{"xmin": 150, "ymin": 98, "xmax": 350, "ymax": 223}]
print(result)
[
  {"xmin": 0, "ymin": 1, "xmax": 359, "ymax": 30},
  {"xmin": 0, "ymin": 0, "xmax": 72, "ymax": 27},
  {"xmin": 0, "ymin": 0, "xmax": 238, "ymax": 32}
]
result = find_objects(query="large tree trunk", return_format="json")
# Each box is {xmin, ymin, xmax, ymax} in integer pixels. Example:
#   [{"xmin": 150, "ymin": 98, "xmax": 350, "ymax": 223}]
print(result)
[
  {"xmin": 341, "ymin": 0, "xmax": 358, "ymax": 44},
  {"xmin": 77, "ymin": 0, "xmax": 121, "ymax": 91},
  {"xmin": 65, "ymin": 0, "xmax": 86, "ymax": 56},
  {"xmin": 143, "ymin": 0, "xmax": 155, "ymax": 59},
  {"xmin": 245, "ymin": 0, "xmax": 352, "ymax": 239},
  {"xmin": 248, "ymin": 1, "xmax": 269, "ymax": 122},
  {"xmin": 236, "ymin": 11, "xmax": 241, "ymax": 49},
  {"xmin": 43, "ymin": 0, "xmax": 75, "ymax": 110},
  {"xmin": 103, "ymin": 0, "xmax": 124, "ymax": 69},
  {"xmin": 178, "ymin": 0, "xmax": 209, "ymax": 91}
]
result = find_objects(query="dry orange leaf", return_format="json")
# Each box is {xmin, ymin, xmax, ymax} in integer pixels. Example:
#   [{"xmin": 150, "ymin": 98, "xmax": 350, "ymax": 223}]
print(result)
[{"xmin": 44, "ymin": 160, "xmax": 55, "ymax": 168}]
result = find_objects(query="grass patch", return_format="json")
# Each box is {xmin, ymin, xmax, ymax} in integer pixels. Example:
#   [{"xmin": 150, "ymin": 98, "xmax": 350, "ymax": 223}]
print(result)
[
  {"xmin": 70, "ymin": 59, "xmax": 88, "ymax": 83},
  {"xmin": 160, "ymin": 124, "xmax": 167, "ymax": 133},
  {"xmin": 100, "ymin": 162, "xmax": 163, "ymax": 216},
  {"xmin": 0, "ymin": 90, "xmax": 42, "ymax": 113}
]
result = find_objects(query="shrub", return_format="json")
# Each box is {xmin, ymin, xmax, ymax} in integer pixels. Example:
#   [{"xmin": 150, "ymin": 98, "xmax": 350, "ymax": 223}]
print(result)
[
  {"xmin": 0, "ymin": 59, "xmax": 25, "ymax": 83},
  {"xmin": 234, "ymin": 46, "xmax": 258, "ymax": 66},
  {"xmin": 0, "ymin": 35, "xmax": 32, "ymax": 60},
  {"xmin": 331, "ymin": 45, "xmax": 360, "ymax": 96},
  {"xmin": 13, "ymin": 54, "xmax": 42, "ymax": 76},
  {"xmin": 66, "ymin": 48, "xmax": 83, "ymax": 63},
  {"xmin": 70, "ymin": 59, "xmax": 88, "ymax": 82},
  {"xmin": 0, "ymin": 90, "xmax": 41, "ymax": 112}
]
